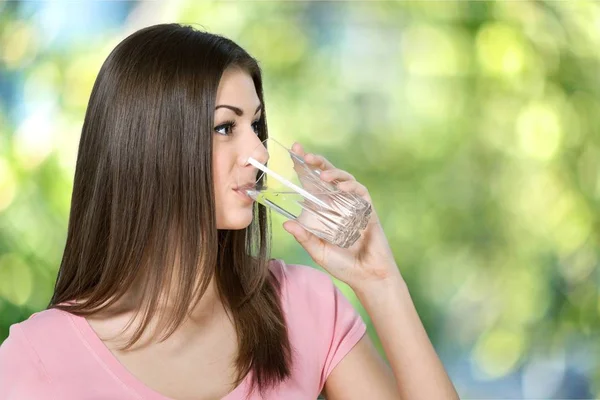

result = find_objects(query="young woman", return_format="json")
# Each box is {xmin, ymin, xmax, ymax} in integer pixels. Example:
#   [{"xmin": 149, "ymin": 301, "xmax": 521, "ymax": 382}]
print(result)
[{"xmin": 0, "ymin": 23, "xmax": 459, "ymax": 400}]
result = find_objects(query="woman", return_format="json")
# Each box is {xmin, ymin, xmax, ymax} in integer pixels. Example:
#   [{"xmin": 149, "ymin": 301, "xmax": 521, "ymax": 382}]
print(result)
[{"xmin": 0, "ymin": 23, "xmax": 458, "ymax": 400}]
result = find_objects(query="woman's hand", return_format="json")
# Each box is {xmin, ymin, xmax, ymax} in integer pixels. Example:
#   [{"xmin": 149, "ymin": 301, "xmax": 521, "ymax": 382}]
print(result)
[{"xmin": 282, "ymin": 142, "xmax": 402, "ymax": 291}]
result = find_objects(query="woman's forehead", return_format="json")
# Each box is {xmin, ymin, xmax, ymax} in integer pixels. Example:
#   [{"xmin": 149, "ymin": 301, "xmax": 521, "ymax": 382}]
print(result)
[{"xmin": 215, "ymin": 68, "xmax": 260, "ymax": 108}]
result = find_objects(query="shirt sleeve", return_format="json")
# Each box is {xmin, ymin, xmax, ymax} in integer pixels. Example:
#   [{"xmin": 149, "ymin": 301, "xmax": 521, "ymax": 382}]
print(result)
[
  {"xmin": 267, "ymin": 260, "xmax": 369, "ymax": 395},
  {"xmin": 318, "ymin": 280, "xmax": 367, "ymax": 388},
  {"xmin": 0, "ymin": 324, "xmax": 54, "ymax": 400}
]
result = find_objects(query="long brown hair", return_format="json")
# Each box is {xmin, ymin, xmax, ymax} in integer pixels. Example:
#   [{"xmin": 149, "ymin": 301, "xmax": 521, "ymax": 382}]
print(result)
[{"xmin": 48, "ymin": 23, "xmax": 293, "ymax": 396}]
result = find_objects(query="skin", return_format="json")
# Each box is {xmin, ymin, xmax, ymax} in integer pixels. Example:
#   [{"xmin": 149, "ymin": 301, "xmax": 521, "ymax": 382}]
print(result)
[{"xmin": 212, "ymin": 66, "xmax": 268, "ymax": 230}]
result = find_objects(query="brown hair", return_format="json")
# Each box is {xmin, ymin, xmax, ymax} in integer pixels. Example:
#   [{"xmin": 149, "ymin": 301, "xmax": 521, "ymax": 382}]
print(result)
[{"xmin": 48, "ymin": 23, "xmax": 292, "ymax": 396}]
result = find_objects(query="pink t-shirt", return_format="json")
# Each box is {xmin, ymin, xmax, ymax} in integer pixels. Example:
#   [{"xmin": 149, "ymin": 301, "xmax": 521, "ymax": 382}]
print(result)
[{"xmin": 0, "ymin": 259, "xmax": 366, "ymax": 400}]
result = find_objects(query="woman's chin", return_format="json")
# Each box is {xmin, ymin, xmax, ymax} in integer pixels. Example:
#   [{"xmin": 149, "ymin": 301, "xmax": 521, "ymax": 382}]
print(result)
[{"xmin": 217, "ymin": 210, "xmax": 254, "ymax": 230}]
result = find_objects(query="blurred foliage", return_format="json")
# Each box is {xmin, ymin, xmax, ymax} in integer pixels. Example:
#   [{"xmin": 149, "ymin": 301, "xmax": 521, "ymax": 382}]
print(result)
[{"xmin": 0, "ymin": 1, "xmax": 599, "ymax": 398}]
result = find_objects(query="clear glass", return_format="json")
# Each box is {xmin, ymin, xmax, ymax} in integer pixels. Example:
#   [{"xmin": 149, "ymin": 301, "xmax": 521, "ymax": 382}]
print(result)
[{"xmin": 237, "ymin": 137, "xmax": 372, "ymax": 248}]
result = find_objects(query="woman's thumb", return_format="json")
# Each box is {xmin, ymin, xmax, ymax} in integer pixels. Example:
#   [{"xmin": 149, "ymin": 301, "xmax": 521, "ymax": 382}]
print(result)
[
  {"xmin": 283, "ymin": 221, "xmax": 312, "ymax": 243},
  {"xmin": 283, "ymin": 220, "xmax": 323, "ymax": 255},
  {"xmin": 283, "ymin": 221, "xmax": 324, "ymax": 264},
  {"xmin": 283, "ymin": 220, "xmax": 303, "ymax": 237}
]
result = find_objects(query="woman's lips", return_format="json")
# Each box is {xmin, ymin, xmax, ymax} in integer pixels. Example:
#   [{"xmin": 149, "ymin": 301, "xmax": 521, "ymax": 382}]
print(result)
[
  {"xmin": 234, "ymin": 182, "xmax": 256, "ymax": 191},
  {"xmin": 233, "ymin": 187, "xmax": 255, "ymax": 203}
]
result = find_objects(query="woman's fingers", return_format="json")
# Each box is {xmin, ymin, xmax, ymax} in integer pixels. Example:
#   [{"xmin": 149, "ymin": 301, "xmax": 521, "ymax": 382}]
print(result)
[
  {"xmin": 320, "ymin": 168, "xmax": 355, "ymax": 183},
  {"xmin": 292, "ymin": 142, "xmax": 335, "ymax": 170},
  {"xmin": 292, "ymin": 142, "xmax": 373, "ymax": 211},
  {"xmin": 304, "ymin": 152, "xmax": 335, "ymax": 171},
  {"xmin": 291, "ymin": 142, "xmax": 305, "ymax": 157},
  {"xmin": 292, "ymin": 142, "xmax": 337, "ymax": 172},
  {"xmin": 293, "ymin": 143, "xmax": 357, "ymax": 185},
  {"xmin": 337, "ymin": 179, "xmax": 369, "ymax": 198}
]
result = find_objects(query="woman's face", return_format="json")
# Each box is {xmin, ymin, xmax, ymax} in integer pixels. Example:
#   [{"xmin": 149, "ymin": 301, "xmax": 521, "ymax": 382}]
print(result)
[{"xmin": 212, "ymin": 67, "xmax": 268, "ymax": 230}]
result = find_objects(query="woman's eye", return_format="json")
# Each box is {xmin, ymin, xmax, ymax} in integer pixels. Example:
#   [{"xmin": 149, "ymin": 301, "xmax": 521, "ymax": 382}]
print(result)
[
  {"xmin": 214, "ymin": 121, "xmax": 236, "ymax": 136},
  {"xmin": 252, "ymin": 119, "xmax": 261, "ymax": 134},
  {"xmin": 214, "ymin": 119, "xmax": 261, "ymax": 136}
]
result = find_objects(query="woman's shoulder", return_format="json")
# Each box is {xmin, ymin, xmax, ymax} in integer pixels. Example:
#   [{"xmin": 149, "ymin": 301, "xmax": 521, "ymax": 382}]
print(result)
[
  {"xmin": 1, "ymin": 308, "xmax": 76, "ymax": 356},
  {"xmin": 269, "ymin": 258, "xmax": 337, "ymax": 297},
  {"xmin": 268, "ymin": 258, "xmax": 367, "ymax": 390},
  {"xmin": 0, "ymin": 309, "xmax": 73, "ymax": 396},
  {"xmin": 8, "ymin": 307, "xmax": 72, "ymax": 336},
  {"xmin": 269, "ymin": 258, "xmax": 355, "ymax": 321}
]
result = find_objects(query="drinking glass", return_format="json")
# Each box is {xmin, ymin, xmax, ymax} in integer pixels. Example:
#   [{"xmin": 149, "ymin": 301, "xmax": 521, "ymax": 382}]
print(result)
[{"xmin": 236, "ymin": 137, "xmax": 372, "ymax": 248}]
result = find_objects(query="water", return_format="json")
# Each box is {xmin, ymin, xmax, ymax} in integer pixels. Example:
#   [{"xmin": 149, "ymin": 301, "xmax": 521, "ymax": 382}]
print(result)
[{"xmin": 246, "ymin": 187, "xmax": 372, "ymax": 248}]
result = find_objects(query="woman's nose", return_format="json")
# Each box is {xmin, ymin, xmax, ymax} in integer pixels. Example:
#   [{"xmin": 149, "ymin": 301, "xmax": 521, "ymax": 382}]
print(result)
[
  {"xmin": 239, "ymin": 135, "xmax": 269, "ymax": 168},
  {"xmin": 252, "ymin": 139, "xmax": 269, "ymax": 166}
]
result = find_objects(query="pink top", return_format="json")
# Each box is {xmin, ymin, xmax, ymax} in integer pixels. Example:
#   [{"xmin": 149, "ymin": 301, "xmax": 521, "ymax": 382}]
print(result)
[{"xmin": 0, "ymin": 259, "xmax": 366, "ymax": 400}]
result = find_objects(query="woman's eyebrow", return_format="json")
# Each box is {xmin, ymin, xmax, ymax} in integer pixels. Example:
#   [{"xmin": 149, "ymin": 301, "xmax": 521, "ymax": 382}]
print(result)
[{"xmin": 215, "ymin": 104, "xmax": 262, "ymax": 116}]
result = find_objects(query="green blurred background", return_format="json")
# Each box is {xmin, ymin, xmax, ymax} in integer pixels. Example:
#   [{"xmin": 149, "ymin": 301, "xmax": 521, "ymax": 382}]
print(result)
[{"xmin": 0, "ymin": 1, "xmax": 599, "ymax": 398}]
